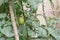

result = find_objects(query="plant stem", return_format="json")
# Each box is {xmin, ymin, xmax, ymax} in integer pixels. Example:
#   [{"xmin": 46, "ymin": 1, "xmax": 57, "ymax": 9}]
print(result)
[
  {"xmin": 9, "ymin": 1, "xmax": 19, "ymax": 40},
  {"xmin": 42, "ymin": 0, "xmax": 48, "ymax": 28},
  {"xmin": 49, "ymin": 0, "xmax": 55, "ymax": 16},
  {"xmin": 42, "ymin": 0, "xmax": 50, "ymax": 40}
]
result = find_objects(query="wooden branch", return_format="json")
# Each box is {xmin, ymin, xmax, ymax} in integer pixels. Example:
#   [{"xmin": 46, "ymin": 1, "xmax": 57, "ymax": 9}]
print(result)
[
  {"xmin": 9, "ymin": 2, "xmax": 19, "ymax": 40},
  {"xmin": 42, "ymin": 0, "xmax": 50, "ymax": 40},
  {"xmin": 49, "ymin": 0, "xmax": 55, "ymax": 16}
]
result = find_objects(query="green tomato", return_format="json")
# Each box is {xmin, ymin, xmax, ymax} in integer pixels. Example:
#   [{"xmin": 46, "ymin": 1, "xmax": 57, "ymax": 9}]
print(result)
[{"xmin": 19, "ymin": 16, "xmax": 24, "ymax": 25}]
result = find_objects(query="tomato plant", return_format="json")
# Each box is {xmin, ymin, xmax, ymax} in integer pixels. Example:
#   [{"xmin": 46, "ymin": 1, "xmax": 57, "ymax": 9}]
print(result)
[{"xmin": 0, "ymin": 0, "xmax": 60, "ymax": 40}]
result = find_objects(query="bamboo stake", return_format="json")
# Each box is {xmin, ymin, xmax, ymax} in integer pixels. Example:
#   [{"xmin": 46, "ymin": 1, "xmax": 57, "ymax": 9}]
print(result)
[{"xmin": 9, "ymin": 1, "xmax": 19, "ymax": 40}]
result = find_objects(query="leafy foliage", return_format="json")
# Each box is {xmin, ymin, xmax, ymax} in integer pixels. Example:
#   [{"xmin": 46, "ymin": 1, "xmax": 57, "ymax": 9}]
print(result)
[
  {"xmin": 0, "ymin": 0, "xmax": 4, "ymax": 6},
  {"xmin": 0, "ymin": 0, "xmax": 60, "ymax": 40}
]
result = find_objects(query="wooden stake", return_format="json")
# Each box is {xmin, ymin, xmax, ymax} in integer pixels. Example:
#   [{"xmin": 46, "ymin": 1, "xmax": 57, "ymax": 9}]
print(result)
[{"xmin": 9, "ymin": 2, "xmax": 19, "ymax": 40}]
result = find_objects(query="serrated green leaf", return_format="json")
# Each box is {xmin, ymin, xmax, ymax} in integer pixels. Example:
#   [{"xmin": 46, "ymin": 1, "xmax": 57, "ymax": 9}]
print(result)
[
  {"xmin": 19, "ymin": 25, "xmax": 27, "ymax": 36},
  {"xmin": 0, "ymin": 27, "xmax": 14, "ymax": 37},
  {"xmin": 0, "ymin": 32, "xmax": 3, "ymax": 37},
  {"xmin": 32, "ymin": 20, "xmax": 40, "ymax": 28},
  {"xmin": 47, "ymin": 27, "xmax": 60, "ymax": 40},
  {"xmin": 27, "ymin": 0, "xmax": 41, "ymax": 13},
  {"xmin": 28, "ymin": 28, "xmax": 38, "ymax": 38},
  {"xmin": 19, "ymin": 25, "xmax": 27, "ymax": 40},
  {"xmin": 4, "ymin": 21, "xmax": 12, "ymax": 27},
  {"xmin": 31, "ymin": 4, "xmax": 38, "ymax": 13},
  {"xmin": 0, "ymin": 37, "xmax": 5, "ymax": 40},
  {"xmin": 0, "ymin": 0, "xmax": 4, "ymax": 6},
  {"xmin": 6, "ymin": 38, "xmax": 14, "ymax": 40},
  {"xmin": 0, "ymin": 13, "xmax": 6, "ymax": 19},
  {"xmin": 0, "ymin": 20, "xmax": 6, "ymax": 27},
  {"xmin": 36, "ymin": 27, "xmax": 47, "ymax": 37}
]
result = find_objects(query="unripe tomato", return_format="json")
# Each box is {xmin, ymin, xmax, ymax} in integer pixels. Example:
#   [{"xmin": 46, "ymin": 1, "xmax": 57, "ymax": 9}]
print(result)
[{"xmin": 19, "ymin": 16, "xmax": 24, "ymax": 25}]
